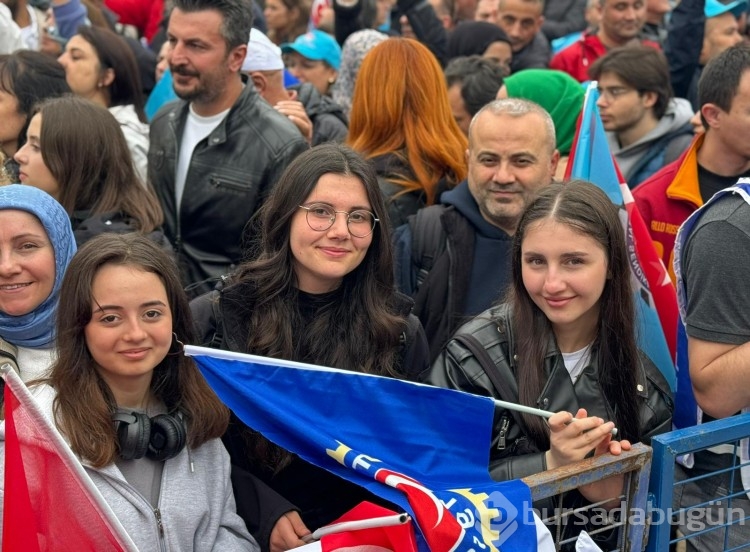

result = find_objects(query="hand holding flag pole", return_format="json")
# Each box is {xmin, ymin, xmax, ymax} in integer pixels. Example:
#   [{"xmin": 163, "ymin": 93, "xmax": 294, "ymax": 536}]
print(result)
[{"xmin": 492, "ymin": 398, "xmax": 618, "ymax": 436}]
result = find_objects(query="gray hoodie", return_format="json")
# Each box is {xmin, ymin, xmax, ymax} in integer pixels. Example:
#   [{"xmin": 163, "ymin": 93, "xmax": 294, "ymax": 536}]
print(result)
[
  {"xmin": 609, "ymin": 97, "xmax": 695, "ymax": 187},
  {"xmin": 0, "ymin": 384, "xmax": 258, "ymax": 552}
]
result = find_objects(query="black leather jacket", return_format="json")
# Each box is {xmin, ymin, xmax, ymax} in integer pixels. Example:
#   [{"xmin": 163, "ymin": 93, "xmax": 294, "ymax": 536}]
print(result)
[
  {"xmin": 148, "ymin": 84, "xmax": 308, "ymax": 295},
  {"xmin": 426, "ymin": 304, "xmax": 674, "ymax": 482}
]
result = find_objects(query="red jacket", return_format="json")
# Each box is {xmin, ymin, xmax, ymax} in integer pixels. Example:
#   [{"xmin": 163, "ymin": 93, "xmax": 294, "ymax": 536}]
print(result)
[
  {"xmin": 632, "ymin": 134, "xmax": 704, "ymax": 283},
  {"xmin": 549, "ymin": 32, "xmax": 660, "ymax": 82}
]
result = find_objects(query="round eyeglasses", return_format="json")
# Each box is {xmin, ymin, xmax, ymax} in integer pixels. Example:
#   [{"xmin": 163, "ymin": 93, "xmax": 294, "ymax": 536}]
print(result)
[{"xmin": 298, "ymin": 203, "xmax": 379, "ymax": 238}]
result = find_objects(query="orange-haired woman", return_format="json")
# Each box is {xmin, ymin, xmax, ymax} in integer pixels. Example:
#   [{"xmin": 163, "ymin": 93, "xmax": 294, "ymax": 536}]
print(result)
[{"xmin": 346, "ymin": 38, "xmax": 467, "ymax": 228}]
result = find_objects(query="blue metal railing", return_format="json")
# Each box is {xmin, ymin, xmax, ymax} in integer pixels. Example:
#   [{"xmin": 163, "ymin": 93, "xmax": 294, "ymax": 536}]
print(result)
[{"xmin": 647, "ymin": 412, "xmax": 750, "ymax": 551}]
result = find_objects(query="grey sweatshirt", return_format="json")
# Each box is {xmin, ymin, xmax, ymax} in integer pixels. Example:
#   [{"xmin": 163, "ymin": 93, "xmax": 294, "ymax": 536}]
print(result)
[{"xmin": 609, "ymin": 97, "xmax": 695, "ymax": 183}]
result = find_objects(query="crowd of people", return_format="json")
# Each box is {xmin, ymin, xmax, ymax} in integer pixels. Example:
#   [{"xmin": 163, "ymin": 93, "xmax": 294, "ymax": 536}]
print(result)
[{"xmin": 1, "ymin": 0, "xmax": 749, "ymax": 550}]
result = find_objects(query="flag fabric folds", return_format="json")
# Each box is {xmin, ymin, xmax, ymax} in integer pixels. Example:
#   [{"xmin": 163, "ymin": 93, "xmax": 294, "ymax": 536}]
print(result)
[
  {"xmin": 186, "ymin": 346, "xmax": 539, "ymax": 552},
  {"xmin": 1, "ymin": 364, "xmax": 137, "ymax": 552},
  {"xmin": 565, "ymin": 82, "xmax": 678, "ymax": 392}
]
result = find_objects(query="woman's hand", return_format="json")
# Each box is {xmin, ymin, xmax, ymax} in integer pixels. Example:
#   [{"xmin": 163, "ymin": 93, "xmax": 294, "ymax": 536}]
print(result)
[
  {"xmin": 269, "ymin": 511, "xmax": 311, "ymax": 552},
  {"xmin": 594, "ymin": 433, "xmax": 632, "ymax": 457},
  {"xmin": 544, "ymin": 408, "xmax": 617, "ymax": 470},
  {"xmin": 546, "ymin": 408, "xmax": 631, "ymax": 507}
]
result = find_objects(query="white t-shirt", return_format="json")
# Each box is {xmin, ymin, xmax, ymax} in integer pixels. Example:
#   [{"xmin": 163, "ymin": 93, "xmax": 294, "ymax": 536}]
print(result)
[
  {"xmin": 19, "ymin": 5, "xmax": 40, "ymax": 51},
  {"xmin": 561, "ymin": 344, "xmax": 592, "ymax": 384},
  {"xmin": 0, "ymin": 4, "xmax": 24, "ymax": 53},
  {"xmin": 174, "ymin": 105, "xmax": 230, "ymax": 208}
]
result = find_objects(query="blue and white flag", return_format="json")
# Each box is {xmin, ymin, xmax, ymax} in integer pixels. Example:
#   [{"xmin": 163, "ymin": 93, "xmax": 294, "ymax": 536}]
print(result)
[
  {"xmin": 566, "ymin": 82, "xmax": 678, "ymax": 392},
  {"xmin": 185, "ymin": 346, "xmax": 538, "ymax": 552}
]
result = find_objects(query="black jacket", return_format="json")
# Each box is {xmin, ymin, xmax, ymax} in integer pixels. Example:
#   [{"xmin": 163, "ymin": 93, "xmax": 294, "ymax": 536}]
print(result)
[
  {"xmin": 190, "ymin": 284, "xmax": 429, "ymax": 550},
  {"xmin": 394, "ymin": 205, "xmax": 473, "ymax": 360},
  {"xmin": 371, "ymin": 153, "xmax": 428, "ymax": 230},
  {"xmin": 148, "ymin": 84, "xmax": 308, "ymax": 295},
  {"xmin": 541, "ymin": 0, "xmax": 588, "ymax": 41},
  {"xmin": 290, "ymin": 83, "xmax": 348, "ymax": 146},
  {"xmin": 70, "ymin": 210, "xmax": 172, "ymax": 253},
  {"xmin": 393, "ymin": 182, "xmax": 513, "ymax": 362},
  {"xmin": 509, "ymin": 32, "xmax": 551, "ymax": 73},
  {"xmin": 664, "ymin": 0, "xmax": 704, "ymax": 110},
  {"xmin": 334, "ymin": 0, "xmax": 448, "ymax": 65},
  {"xmin": 426, "ymin": 304, "xmax": 674, "ymax": 482}
]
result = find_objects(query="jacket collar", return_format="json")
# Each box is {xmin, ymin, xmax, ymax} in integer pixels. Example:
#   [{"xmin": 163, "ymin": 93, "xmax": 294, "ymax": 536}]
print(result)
[
  {"xmin": 665, "ymin": 134, "xmax": 704, "ymax": 208},
  {"xmin": 167, "ymin": 81, "xmax": 258, "ymax": 148}
]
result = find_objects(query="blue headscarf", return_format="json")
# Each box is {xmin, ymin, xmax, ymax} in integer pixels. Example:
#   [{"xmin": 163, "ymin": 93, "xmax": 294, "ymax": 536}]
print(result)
[{"xmin": 0, "ymin": 185, "xmax": 77, "ymax": 348}]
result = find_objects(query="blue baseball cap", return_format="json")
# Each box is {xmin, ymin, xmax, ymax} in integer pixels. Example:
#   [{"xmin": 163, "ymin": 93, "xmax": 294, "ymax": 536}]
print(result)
[
  {"xmin": 705, "ymin": 0, "xmax": 748, "ymax": 19},
  {"xmin": 281, "ymin": 30, "xmax": 342, "ymax": 70}
]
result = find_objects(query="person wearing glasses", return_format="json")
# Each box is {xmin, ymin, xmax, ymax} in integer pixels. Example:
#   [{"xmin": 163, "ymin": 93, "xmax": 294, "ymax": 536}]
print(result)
[
  {"xmin": 190, "ymin": 143, "xmax": 429, "ymax": 552},
  {"xmin": 589, "ymin": 45, "xmax": 694, "ymax": 188}
]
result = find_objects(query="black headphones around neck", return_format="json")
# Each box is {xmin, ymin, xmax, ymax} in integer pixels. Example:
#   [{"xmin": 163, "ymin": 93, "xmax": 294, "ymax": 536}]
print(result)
[{"xmin": 112, "ymin": 410, "xmax": 187, "ymax": 462}]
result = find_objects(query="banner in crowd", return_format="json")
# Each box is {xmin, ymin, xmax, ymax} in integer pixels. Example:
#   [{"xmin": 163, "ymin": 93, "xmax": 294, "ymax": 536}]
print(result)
[
  {"xmin": 1, "ymin": 364, "xmax": 137, "ymax": 551},
  {"xmin": 186, "ymin": 346, "xmax": 539, "ymax": 552},
  {"xmin": 565, "ymin": 82, "xmax": 678, "ymax": 392}
]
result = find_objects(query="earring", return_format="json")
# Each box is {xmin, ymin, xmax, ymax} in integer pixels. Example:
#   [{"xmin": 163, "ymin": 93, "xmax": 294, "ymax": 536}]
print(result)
[
  {"xmin": 167, "ymin": 332, "xmax": 185, "ymax": 356},
  {"xmin": 327, "ymin": 76, "xmax": 336, "ymax": 84}
]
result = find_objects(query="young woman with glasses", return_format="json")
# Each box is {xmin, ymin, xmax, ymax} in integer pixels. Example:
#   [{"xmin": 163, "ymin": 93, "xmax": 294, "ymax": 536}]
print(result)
[{"xmin": 190, "ymin": 143, "xmax": 429, "ymax": 551}]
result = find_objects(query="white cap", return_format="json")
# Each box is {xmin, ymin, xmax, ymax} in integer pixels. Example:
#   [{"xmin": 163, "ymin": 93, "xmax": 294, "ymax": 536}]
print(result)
[{"xmin": 242, "ymin": 29, "xmax": 284, "ymax": 72}]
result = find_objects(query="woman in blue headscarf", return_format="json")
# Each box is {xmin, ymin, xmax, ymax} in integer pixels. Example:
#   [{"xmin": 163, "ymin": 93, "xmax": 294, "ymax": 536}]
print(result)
[{"xmin": 0, "ymin": 185, "xmax": 77, "ymax": 382}]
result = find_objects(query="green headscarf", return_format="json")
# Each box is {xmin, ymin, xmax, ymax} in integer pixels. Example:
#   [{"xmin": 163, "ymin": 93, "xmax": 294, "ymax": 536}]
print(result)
[{"xmin": 504, "ymin": 69, "xmax": 584, "ymax": 155}]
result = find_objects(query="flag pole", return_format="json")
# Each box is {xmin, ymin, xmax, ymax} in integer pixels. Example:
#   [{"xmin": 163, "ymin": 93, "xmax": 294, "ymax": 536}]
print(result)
[
  {"xmin": 0, "ymin": 363, "xmax": 140, "ymax": 551},
  {"xmin": 302, "ymin": 513, "xmax": 412, "ymax": 543},
  {"xmin": 492, "ymin": 397, "xmax": 618, "ymax": 436}
]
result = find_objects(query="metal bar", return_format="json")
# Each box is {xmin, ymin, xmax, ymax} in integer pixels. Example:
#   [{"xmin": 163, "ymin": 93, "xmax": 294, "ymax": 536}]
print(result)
[
  {"xmin": 522, "ymin": 443, "xmax": 653, "ymax": 550},
  {"xmin": 522, "ymin": 443, "xmax": 651, "ymax": 501},
  {"xmin": 647, "ymin": 413, "xmax": 750, "ymax": 552}
]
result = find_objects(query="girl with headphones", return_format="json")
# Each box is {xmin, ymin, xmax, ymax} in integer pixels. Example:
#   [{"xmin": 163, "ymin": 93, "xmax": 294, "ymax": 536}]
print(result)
[{"xmin": 3, "ymin": 233, "xmax": 258, "ymax": 551}]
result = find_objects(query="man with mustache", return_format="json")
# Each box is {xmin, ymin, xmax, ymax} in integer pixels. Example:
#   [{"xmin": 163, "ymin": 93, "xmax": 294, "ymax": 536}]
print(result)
[
  {"xmin": 495, "ymin": 0, "xmax": 551, "ymax": 72},
  {"xmin": 148, "ymin": 0, "xmax": 308, "ymax": 297},
  {"xmin": 394, "ymin": 98, "xmax": 559, "ymax": 362},
  {"xmin": 550, "ymin": 0, "xmax": 659, "ymax": 82}
]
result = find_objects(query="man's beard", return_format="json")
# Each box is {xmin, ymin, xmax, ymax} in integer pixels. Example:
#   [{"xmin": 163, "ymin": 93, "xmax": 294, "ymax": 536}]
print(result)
[{"xmin": 171, "ymin": 67, "xmax": 213, "ymax": 104}]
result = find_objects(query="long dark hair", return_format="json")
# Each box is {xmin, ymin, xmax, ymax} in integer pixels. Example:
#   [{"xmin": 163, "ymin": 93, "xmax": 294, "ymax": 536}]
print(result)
[
  {"xmin": 232, "ymin": 143, "xmax": 406, "ymax": 375},
  {"xmin": 48, "ymin": 234, "xmax": 228, "ymax": 468},
  {"xmin": 34, "ymin": 96, "xmax": 163, "ymax": 233},
  {"xmin": 228, "ymin": 144, "xmax": 407, "ymax": 470},
  {"xmin": 76, "ymin": 26, "xmax": 147, "ymax": 122},
  {"xmin": 508, "ymin": 181, "xmax": 641, "ymax": 449},
  {"xmin": 0, "ymin": 50, "xmax": 70, "ymax": 155}
]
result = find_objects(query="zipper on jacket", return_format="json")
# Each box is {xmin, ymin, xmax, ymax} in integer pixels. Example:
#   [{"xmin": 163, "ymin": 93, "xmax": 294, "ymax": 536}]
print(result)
[
  {"xmin": 154, "ymin": 508, "xmax": 167, "ymax": 552},
  {"xmin": 497, "ymin": 416, "xmax": 510, "ymax": 451},
  {"xmin": 209, "ymin": 175, "xmax": 247, "ymax": 193}
]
